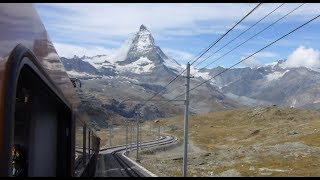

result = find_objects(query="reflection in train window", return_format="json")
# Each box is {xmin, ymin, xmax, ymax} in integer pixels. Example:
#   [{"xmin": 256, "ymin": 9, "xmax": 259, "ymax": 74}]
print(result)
[
  {"xmin": 74, "ymin": 121, "xmax": 84, "ymax": 175},
  {"xmin": 13, "ymin": 61, "xmax": 72, "ymax": 176},
  {"xmin": 86, "ymin": 129, "xmax": 90, "ymax": 162},
  {"xmin": 90, "ymin": 132, "xmax": 94, "ymax": 156}
]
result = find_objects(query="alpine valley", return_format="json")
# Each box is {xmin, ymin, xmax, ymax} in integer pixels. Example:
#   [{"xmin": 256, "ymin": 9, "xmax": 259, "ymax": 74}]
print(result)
[{"xmin": 60, "ymin": 25, "xmax": 320, "ymax": 129}]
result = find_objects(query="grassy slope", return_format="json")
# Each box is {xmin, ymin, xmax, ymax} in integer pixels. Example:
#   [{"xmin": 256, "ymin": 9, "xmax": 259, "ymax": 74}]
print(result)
[{"xmin": 141, "ymin": 106, "xmax": 320, "ymax": 176}]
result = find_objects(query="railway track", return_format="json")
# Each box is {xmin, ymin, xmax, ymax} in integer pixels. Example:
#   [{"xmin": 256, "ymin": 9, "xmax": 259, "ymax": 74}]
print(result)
[
  {"xmin": 95, "ymin": 135, "xmax": 178, "ymax": 177},
  {"xmin": 112, "ymin": 151, "xmax": 141, "ymax": 177}
]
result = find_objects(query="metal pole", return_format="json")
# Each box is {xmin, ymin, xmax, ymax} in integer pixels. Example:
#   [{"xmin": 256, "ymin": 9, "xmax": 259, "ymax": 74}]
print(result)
[
  {"xmin": 136, "ymin": 112, "xmax": 140, "ymax": 162},
  {"xmin": 140, "ymin": 123, "xmax": 142, "ymax": 148},
  {"xmin": 126, "ymin": 121, "xmax": 128, "ymax": 153},
  {"xmin": 150, "ymin": 124, "xmax": 152, "ymax": 138},
  {"xmin": 183, "ymin": 63, "xmax": 190, "ymax": 177},
  {"xmin": 157, "ymin": 125, "xmax": 160, "ymax": 147},
  {"xmin": 139, "ymin": 122, "xmax": 142, "ymax": 150},
  {"xmin": 88, "ymin": 130, "xmax": 91, "ymax": 157},
  {"xmin": 153, "ymin": 126, "xmax": 155, "ymax": 139},
  {"xmin": 130, "ymin": 121, "xmax": 133, "ymax": 152},
  {"xmin": 83, "ymin": 125, "xmax": 86, "ymax": 166},
  {"xmin": 109, "ymin": 121, "xmax": 112, "ymax": 147}
]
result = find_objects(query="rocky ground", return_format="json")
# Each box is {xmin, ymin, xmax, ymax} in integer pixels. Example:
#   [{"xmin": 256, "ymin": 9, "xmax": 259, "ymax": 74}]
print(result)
[{"xmin": 123, "ymin": 106, "xmax": 320, "ymax": 177}]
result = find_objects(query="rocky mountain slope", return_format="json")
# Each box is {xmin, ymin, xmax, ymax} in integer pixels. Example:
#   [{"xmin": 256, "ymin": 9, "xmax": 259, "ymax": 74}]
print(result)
[
  {"xmin": 61, "ymin": 24, "xmax": 320, "ymax": 129},
  {"xmin": 199, "ymin": 60, "xmax": 320, "ymax": 109},
  {"xmin": 137, "ymin": 106, "xmax": 320, "ymax": 176},
  {"xmin": 61, "ymin": 25, "xmax": 241, "ymax": 128}
]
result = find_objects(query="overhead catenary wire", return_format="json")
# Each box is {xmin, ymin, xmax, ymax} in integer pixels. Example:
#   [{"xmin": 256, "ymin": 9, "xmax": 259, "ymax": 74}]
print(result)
[
  {"xmin": 155, "ymin": 3, "xmax": 271, "ymax": 97},
  {"xmin": 135, "ymin": 3, "xmax": 263, "ymax": 109},
  {"xmin": 122, "ymin": 3, "xmax": 305, "ymax": 109},
  {"xmin": 170, "ymin": 12, "xmax": 320, "ymax": 102},
  {"xmin": 189, "ymin": 3, "xmax": 262, "ymax": 66},
  {"xmin": 194, "ymin": 3, "xmax": 285, "ymax": 68},
  {"xmin": 196, "ymin": 3, "xmax": 305, "ymax": 71}
]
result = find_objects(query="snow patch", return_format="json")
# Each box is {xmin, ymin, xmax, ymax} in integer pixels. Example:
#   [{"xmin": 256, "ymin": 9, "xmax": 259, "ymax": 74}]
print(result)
[
  {"xmin": 136, "ymin": 28, "xmax": 154, "ymax": 53},
  {"xmin": 121, "ymin": 76, "xmax": 139, "ymax": 83},
  {"xmin": 266, "ymin": 70, "xmax": 289, "ymax": 81},
  {"xmin": 117, "ymin": 56, "xmax": 155, "ymax": 74},
  {"xmin": 265, "ymin": 61, "xmax": 278, "ymax": 68},
  {"xmin": 101, "ymin": 75, "xmax": 113, "ymax": 79},
  {"xmin": 82, "ymin": 55, "xmax": 110, "ymax": 69},
  {"xmin": 83, "ymin": 55, "xmax": 109, "ymax": 63},
  {"xmin": 190, "ymin": 66, "xmax": 211, "ymax": 80}
]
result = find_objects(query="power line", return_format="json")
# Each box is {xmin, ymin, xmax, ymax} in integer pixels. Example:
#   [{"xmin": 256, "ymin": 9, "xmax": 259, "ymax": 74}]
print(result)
[
  {"xmin": 190, "ymin": 3, "xmax": 262, "ymax": 66},
  {"xmin": 197, "ymin": 3, "xmax": 305, "ymax": 71},
  {"xmin": 162, "ymin": 83, "xmax": 186, "ymax": 94},
  {"xmin": 136, "ymin": 3, "xmax": 262, "ymax": 110},
  {"xmin": 170, "ymin": 12, "xmax": 320, "ymax": 101},
  {"xmin": 194, "ymin": 3, "xmax": 285, "ymax": 68},
  {"xmin": 163, "ymin": 3, "xmax": 286, "ymax": 97}
]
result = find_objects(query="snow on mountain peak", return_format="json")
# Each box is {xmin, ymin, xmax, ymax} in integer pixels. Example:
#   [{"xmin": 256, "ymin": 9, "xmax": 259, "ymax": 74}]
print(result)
[
  {"xmin": 117, "ymin": 56, "xmax": 155, "ymax": 74},
  {"xmin": 65, "ymin": 25, "xmax": 183, "ymax": 75},
  {"xmin": 133, "ymin": 24, "xmax": 155, "ymax": 53}
]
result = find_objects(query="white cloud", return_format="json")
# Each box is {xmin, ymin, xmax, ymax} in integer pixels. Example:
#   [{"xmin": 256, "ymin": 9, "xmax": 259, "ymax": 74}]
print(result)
[
  {"xmin": 36, "ymin": 3, "xmax": 259, "ymax": 38},
  {"xmin": 281, "ymin": 46, "xmax": 320, "ymax": 69},
  {"xmin": 254, "ymin": 51, "xmax": 277, "ymax": 58},
  {"xmin": 34, "ymin": 3, "xmax": 320, "ymax": 64},
  {"xmin": 35, "ymin": 3, "xmax": 320, "ymax": 39},
  {"xmin": 108, "ymin": 38, "xmax": 133, "ymax": 63},
  {"xmin": 240, "ymin": 51, "xmax": 277, "ymax": 68},
  {"xmin": 53, "ymin": 42, "xmax": 115, "ymax": 58},
  {"xmin": 163, "ymin": 48, "xmax": 194, "ymax": 64},
  {"xmin": 241, "ymin": 56, "xmax": 264, "ymax": 68}
]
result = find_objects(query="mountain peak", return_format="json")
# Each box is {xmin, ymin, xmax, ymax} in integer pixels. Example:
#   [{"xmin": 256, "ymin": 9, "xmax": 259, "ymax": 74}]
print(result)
[
  {"xmin": 131, "ymin": 25, "xmax": 155, "ymax": 54},
  {"xmin": 115, "ymin": 24, "xmax": 182, "ymax": 75},
  {"xmin": 73, "ymin": 55, "xmax": 80, "ymax": 59},
  {"xmin": 140, "ymin": 24, "xmax": 148, "ymax": 31}
]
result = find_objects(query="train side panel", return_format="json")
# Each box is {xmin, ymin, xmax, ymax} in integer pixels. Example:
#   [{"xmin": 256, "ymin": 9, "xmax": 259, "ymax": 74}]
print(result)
[{"xmin": 0, "ymin": 4, "xmax": 100, "ymax": 177}]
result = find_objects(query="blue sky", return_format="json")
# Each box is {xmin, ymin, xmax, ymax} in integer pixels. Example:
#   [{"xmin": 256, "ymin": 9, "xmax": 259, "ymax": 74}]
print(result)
[{"xmin": 34, "ymin": 3, "xmax": 320, "ymax": 69}]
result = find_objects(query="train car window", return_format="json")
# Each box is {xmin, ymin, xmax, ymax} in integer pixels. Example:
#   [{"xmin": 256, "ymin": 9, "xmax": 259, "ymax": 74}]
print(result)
[
  {"xmin": 12, "ymin": 58, "xmax": 72, "ymax": 176},
  {"xmin": 74, "ymin": 120, "xmax": 84, "ymax": 175},
  {"xmin": 88, "ymin": 131, "xmax": 91, "ymax": 158},
  {"xmin": 86, "ymin": 129, "xmax": 90, "ymax": 162},
  {"xmin": 90, "ymin": 133, "xmax": 94, "ymax": 155},
  {"xmin": 4, "ymin": 45, "xmax": 100, "ymax": 177}
]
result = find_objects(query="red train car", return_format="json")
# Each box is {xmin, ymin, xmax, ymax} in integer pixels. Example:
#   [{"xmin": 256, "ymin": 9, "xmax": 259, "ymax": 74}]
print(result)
[{"xmin": 0, "ymin": 3, "xmax": 100, "ymax": 177}]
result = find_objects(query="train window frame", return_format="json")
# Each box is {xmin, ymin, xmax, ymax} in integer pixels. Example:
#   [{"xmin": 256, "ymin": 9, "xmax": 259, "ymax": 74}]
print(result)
[
  {"xmin": 74, "ymin": 119, "xmax": 85, "ymax": 176},
  {"xmin": 86, "ymin": 128, "xmax": 90, "ymax": 162},
  {"xmin": 2, "ymin": 45, "xmax": 73, "ymax": 176},
  {"xmin": 82, "ymin": 124, "xmax": 87, "ymax": 168}
]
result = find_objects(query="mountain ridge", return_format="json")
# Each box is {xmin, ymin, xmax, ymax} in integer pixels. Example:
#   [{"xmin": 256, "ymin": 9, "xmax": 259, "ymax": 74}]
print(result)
[{"xmin": 60, "ymin": 25, "xmax": 320, "ymax": 128}]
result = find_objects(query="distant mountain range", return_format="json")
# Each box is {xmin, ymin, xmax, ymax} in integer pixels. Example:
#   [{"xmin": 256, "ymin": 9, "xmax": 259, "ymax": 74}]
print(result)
[{"xmin": 60, "ymin": 25, "xmax": 320, "ymax": 128}]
